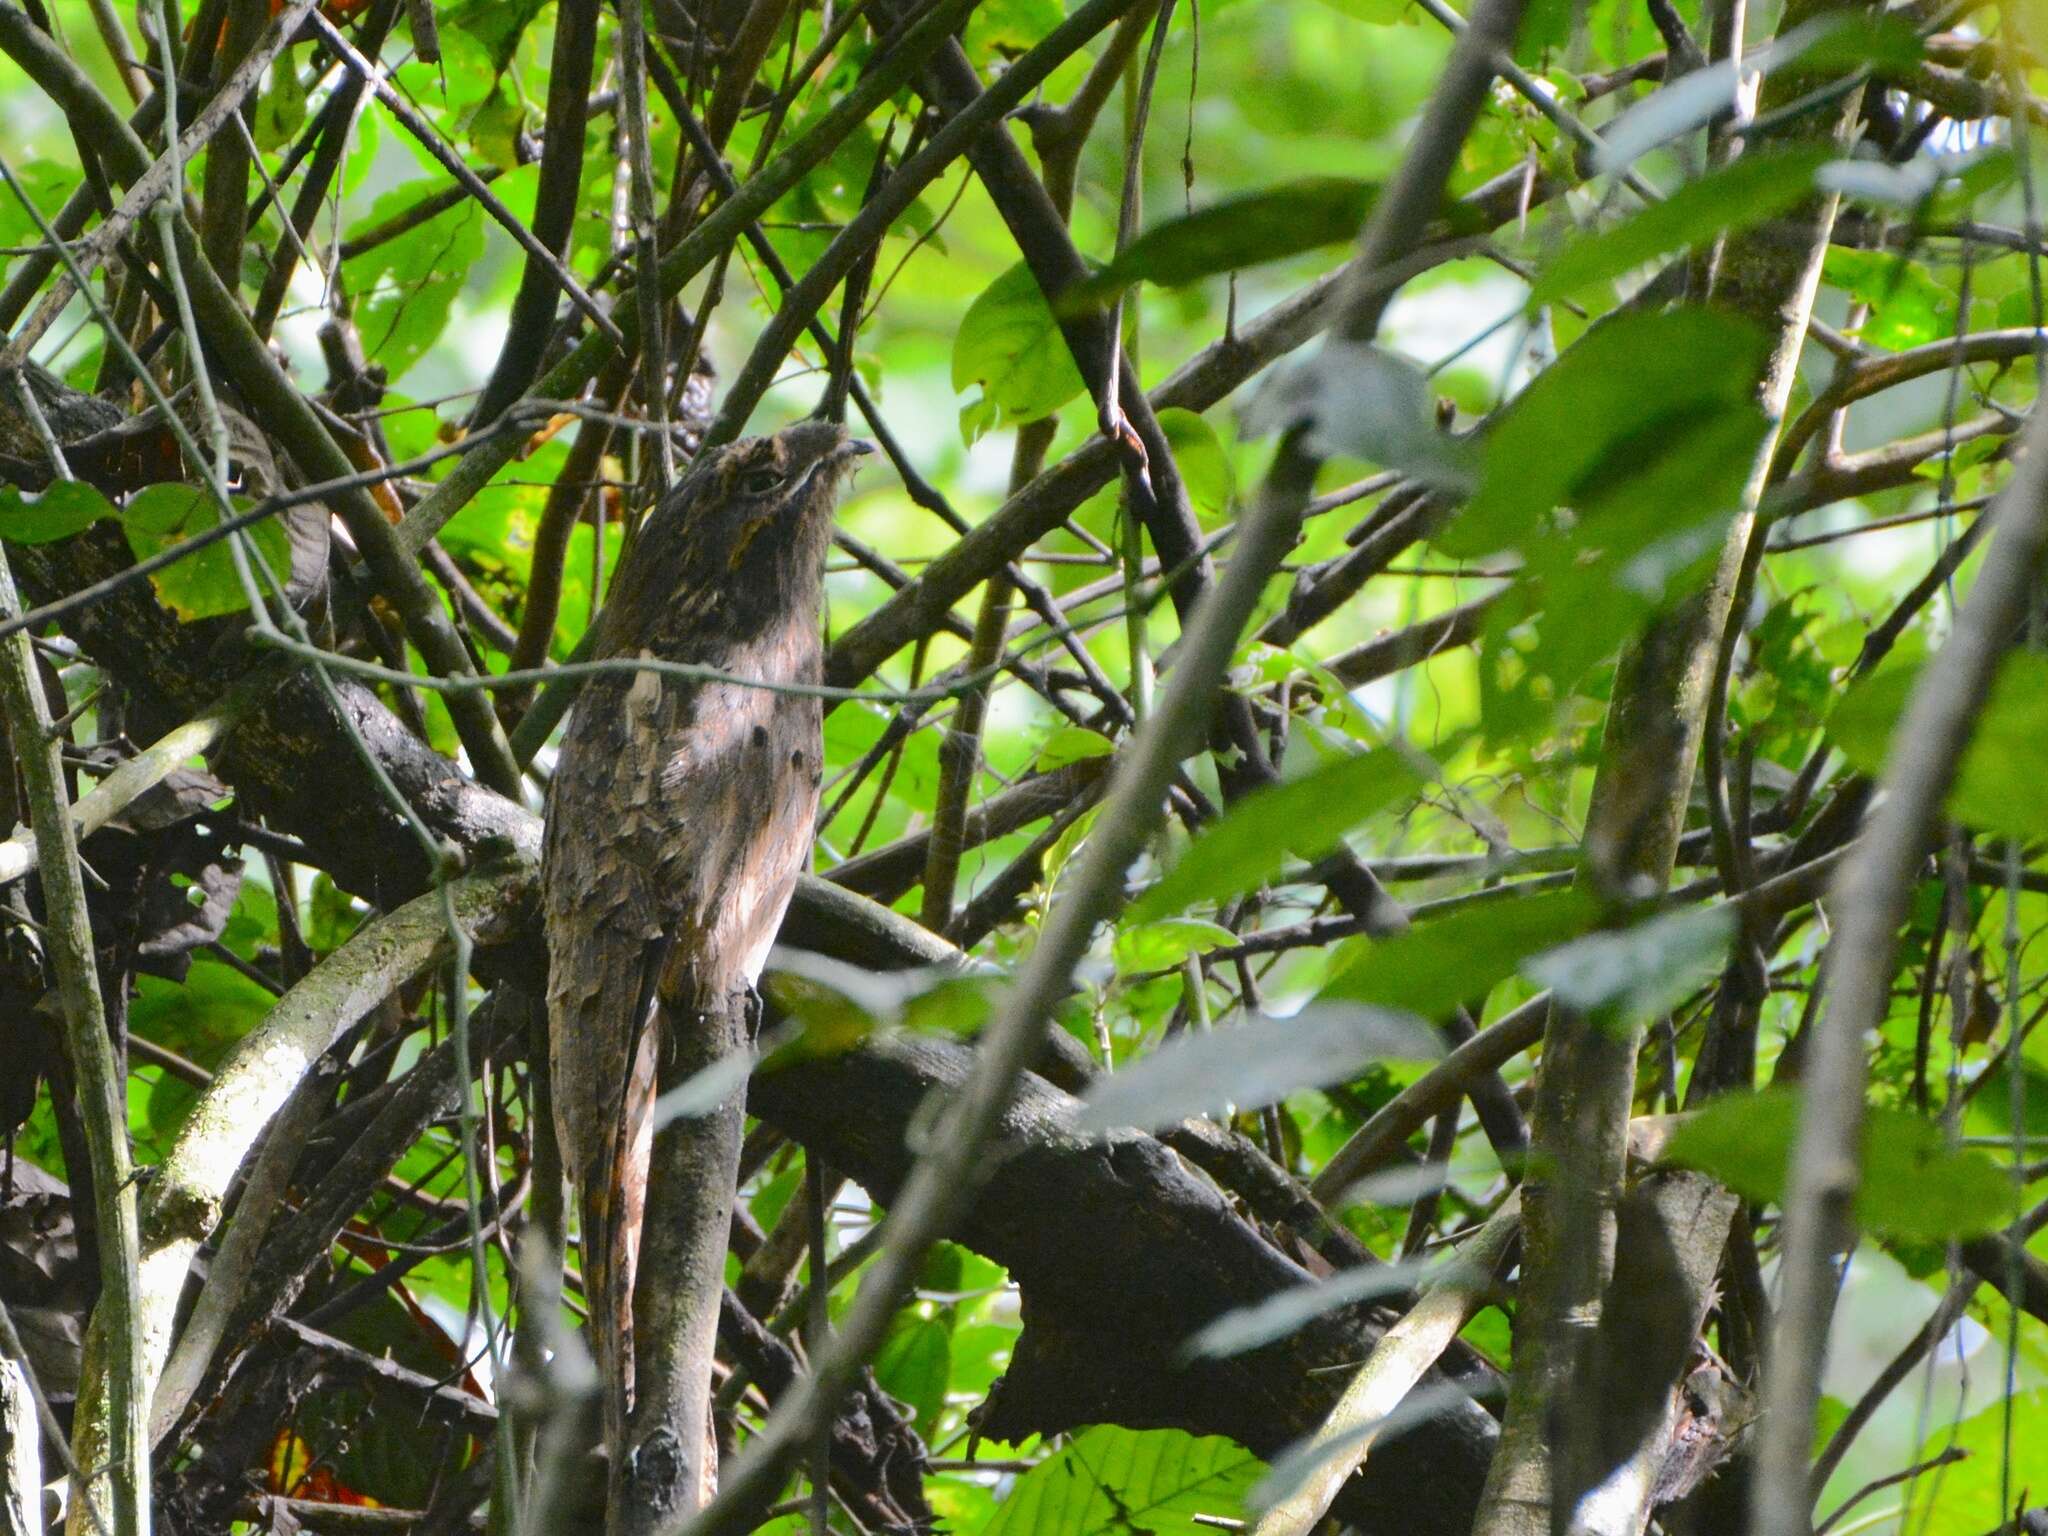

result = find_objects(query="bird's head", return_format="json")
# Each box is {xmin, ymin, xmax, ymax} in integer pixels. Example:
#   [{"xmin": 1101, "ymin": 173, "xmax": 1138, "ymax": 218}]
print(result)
[{"xmin": 602, "ymin": 421, "xmax": 873, "ymax": 647}]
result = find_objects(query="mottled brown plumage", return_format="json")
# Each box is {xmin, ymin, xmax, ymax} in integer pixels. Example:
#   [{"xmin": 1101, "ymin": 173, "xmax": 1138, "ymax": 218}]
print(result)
[{"xmin": 542, "ymin": 421, "xmax": 868, "ymax": 1524}]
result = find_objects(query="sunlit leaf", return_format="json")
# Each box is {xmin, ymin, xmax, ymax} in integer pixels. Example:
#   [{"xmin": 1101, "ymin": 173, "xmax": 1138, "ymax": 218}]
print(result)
[
  {"xmin": 120, "ymin": 484, "xmax": 294, "ymax": 621},
  {"xmin": 1036, "ymin": 726, "xmax": 1115, "ymax": 770},
  {"xmin": 343, "ymin": 181, "xmax": 486, "ymax": 385},
  {"xmin": 952, "ymin": 260, "xmax": 1091, "ymax": 434},
  {"xmin": 1073, "ymin": 1004, "xmax": 1439, "ymax": 1136},
  {"xmin": 443, "ymin": 0, "xmax": 548, "ymax": 70},
  {"xmin": 1475, "ymin": 399, "xmax": 1762, "ymax": 741},
  {"xmin": 1059, "ymin": 180, "xmax": 1380, "ymax": 311},
  {"xmin": 1523, "ymin": 906, "xmax": 1734, "ymax": 1033},
  {"xmin": 1157, "ymin": 407, "xmax": 1235, "ymax": 519},
  {"xmin": 1130, "ymin": 748, "xmax": 1423, "ymax": 924},
  {"xmin": 1114, "ymin": 917, "xmax": 1240, "ymax": 973},
  {"xmin": 1445, "ymin": 308, "xmax": 1768, "ymax": 561},
  {"xmin": 1909, "ymin": 1389, "xmax": 2048, "ymax": 1534},
  {"xmin": 1319, "ymin": 886, "xmax": 1599, "ymax": 1020},
  {"xmin": 0, "ymin": 478, "xmax": 118, "ymax": 543},
  {"xmin": 1829, "ymin": 652, "xmax": 2048, "ymax": 840},
  {"xmin": 875, "ymin": 1311, "xmax": 953, "ymax": 1437},
  {"xmin": 983, "ymin": 1427, "xmax": 1267, "ymax": 1536},
  {"xmin": 1661, "ymin": 1087, "xmax": 2015, "ymax": 1239},
  {"xmin": 1531, "ymin": 147, "xmax": 1832, "ymax": 306},
  {"xmin": 253, "ymin": 58, "xmax": 307, "ymax": 152}
]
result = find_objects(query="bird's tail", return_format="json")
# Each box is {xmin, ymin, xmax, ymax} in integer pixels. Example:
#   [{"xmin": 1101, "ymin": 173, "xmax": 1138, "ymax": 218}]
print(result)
[{"xmin": 581, "ymin": 1028, "xmax": 659, "ymax": 1459}]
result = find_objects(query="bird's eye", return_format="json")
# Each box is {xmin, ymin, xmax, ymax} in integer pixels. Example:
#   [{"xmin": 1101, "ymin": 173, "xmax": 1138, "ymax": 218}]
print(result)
[{"xmin": 741, "ymin": 469, "xmax": 784, "ymax": 496}]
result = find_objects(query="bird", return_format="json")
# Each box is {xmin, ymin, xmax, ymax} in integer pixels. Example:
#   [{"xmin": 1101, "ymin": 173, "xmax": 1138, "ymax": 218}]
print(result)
[{"xmin": 542, "ymin": 420, "xmax": 871, "ymax": 1528}]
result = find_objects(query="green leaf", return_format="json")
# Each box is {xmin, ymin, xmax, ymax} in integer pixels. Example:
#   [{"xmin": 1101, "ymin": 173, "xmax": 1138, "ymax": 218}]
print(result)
[
  {"xmin": 1129, "ymin": 748, "xmax": 1422, "ymax": 923},
  {"xmin": 1073, "ymin": 1004, "xmax": 1439, "ymax": 1135},
  {"xmin": 1157, "ymin": 408, "xmax": 1234, "ymax": 520},
  {"xmin": 131, "ymin": 962, "xmax": 277, "ymax": 1071},
  {"xmin": 983, "ymin": 1427, "xmax": 1267, "ymax": 1536},
  {"xmin": 1476, "ymin": 400, "xmax": 1762, "ymax": 742},
  {"xmin": 953, "ymin": 261, "xmax": 1089, "ymax": 433},
  {"xmin": 1114, "ymin": 917, "xmax": 1239, "ymax": 973},
  {"xmin": 1058, "ymin": 179, "xmax": 1387, "ymax": 311},
  {"xmin": 119, "ymin": 484, "xmax": 293, "ymax": 621},
  {"xmin": 1823, "ymin": 249, "xmax": 1954, "ymax": 348},
  {"xmin": 1828, "ymin": 652, "xmax": 2048, "ymax": 840},
  {"xmin": 1319, "ymin": 885, "xmax": 1599, "ymax": 1020},
  {"xmin": 875, "ymin": 1311, "xmax": 952, "ymax": 1437},
  {"xmin": 965, "ymin": 0, "xmax": 1066, "ymax": 59},
  {"xmin": 443, "ymin": 0, "xmax": 548, "ymax": 71},
  {"xmin": 466, "ymin": 81, "xmax": 525, "ymax": 173},
  {"xmin": 1523, "ymin": 907, "xmax": 1734, "ymax": 1033},
  {"xmin": 1035, "ymin": 726, "xmax": 1115, "ymax": 770},
  {"xmin": 1445, "ymin": 308, "xmax": 1769, "ymax": 560},
  {"xmin": 0, "ymin": 479, "xmax": 119, "ymax": 543},
  {"xmin": 1531, "ymin": 147, "xmax": 1834, "ymax": 307},
  {"xmin": 343, "ymin": 180, "xmax": 487, "ymax": 384},
  {"xmin": 0, "ymin": 160, "xmax": 70, "ymax": 289},
  {"xmin": 1661, "ymin": 1088, "xmax": 2015, "ymax": 1239},
  {"xmin": 1909, "ymin": 1389, "xmax": 2048, "ymax": 1534},
  {"xmin": 253, "ymin": 57, "xmax": 307, "ymax": 152}
]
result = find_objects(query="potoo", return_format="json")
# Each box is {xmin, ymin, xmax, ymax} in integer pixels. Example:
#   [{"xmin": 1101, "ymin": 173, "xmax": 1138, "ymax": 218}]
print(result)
[{"xmin": 542, "ymin": 420, "xmax": 870, "ymax": 1530}]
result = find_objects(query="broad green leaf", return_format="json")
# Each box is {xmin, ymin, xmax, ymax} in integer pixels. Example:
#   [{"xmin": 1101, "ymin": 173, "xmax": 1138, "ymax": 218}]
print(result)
[
  {"xmin": 1823, "ymin": 249, "xmax": 1953, "ymax": 348},
  {"xmin": 1661, "ymin": 1088, "xmax": 2015, "ymax": 1239},
  {"xmin": 1058, "ymin": 179, "xmax": 1380, "ymax": 311},
  {"xmin": 443, "ymin": 0, "xmax": 548, "ymax": 70},
  {"xmin": 0, "ymin": 478, "xmax": 118, "ymax": 543},
  {"xmin": 1157, "ymin": 407, "xmax": 1234, "ymax": 520},
  {"xmin": 1035, "ymin": 725, "xmax": 1115, "ymax": 770},
  {"xmin": 466, "ymin": 81, "xmax": 525, "ymax": 173},
  {"xmin": 0, "ymin": 159, "xmax": 70, "ymax": 288},
  {"xmin": 1531, "ymin": 147, "xmax": 1833, "ymax": 307},
  {"xmin": 953, "ymin": 260, "xmax": 1088, "ymax": 434},
  {"xmin": 343, "ymin": 180, "xmax": 486, "ymax": 384},
  {"xmin": 982, "ymin": 1427, "xmax": 1267, "ymax": 1536},
  {"xmin": 1319, "ymin": 885, "xmax": 1599, "ymax": 1020},
  {"xmin": 1114, "ymin": 917, "xmax": 1239, "ymax": 973},
  {"xmin": 253, "ymin": 57, "xmax": 307, "ymax": 152},
  {"xmin": 131, "ymin": 962, "xmax": 277, "ymax": 1071},
  {"xmin": 875, "ymin": 1311, "xmax": 953, "ymax": 1437},
  {"xmin": 966, "ymin": 0, "xmax": 1066, "ymax": 58},
  {"xmin": 119, "ymin": 484, "xmax": 294, "ymax": 621},
  {"xmin": 1129, "ymin": 748, "xmax": 1422, "ymax": 923},
  {"xmin": 1828, "ymin": 652, "xmax": 2048, "ymax": 840},
  {"xmin": 1523, "ymin": 906, "xmax": 1734, "ymax": 1033},
  {"xmin": 1072, "ymin": 1004, "xmax": 1439, "ymax": 1136},
  {"xmin": 1445, "ymin": 308, "xmax": 1768, "ymax": 560},
  {"xmin": 1909, "ymin": 1389, "xmax": 2048, "ymax": 1534},
  {"xmin": 1476, "ymin": 400, "xmax": 1762, "ymax": 741}
]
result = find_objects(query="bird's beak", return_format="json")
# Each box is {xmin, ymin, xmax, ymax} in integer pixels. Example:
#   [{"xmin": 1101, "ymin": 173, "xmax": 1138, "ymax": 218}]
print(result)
[{"xmin": 833, "ymin": 438, "xmax": 877, "ymax": 464}]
